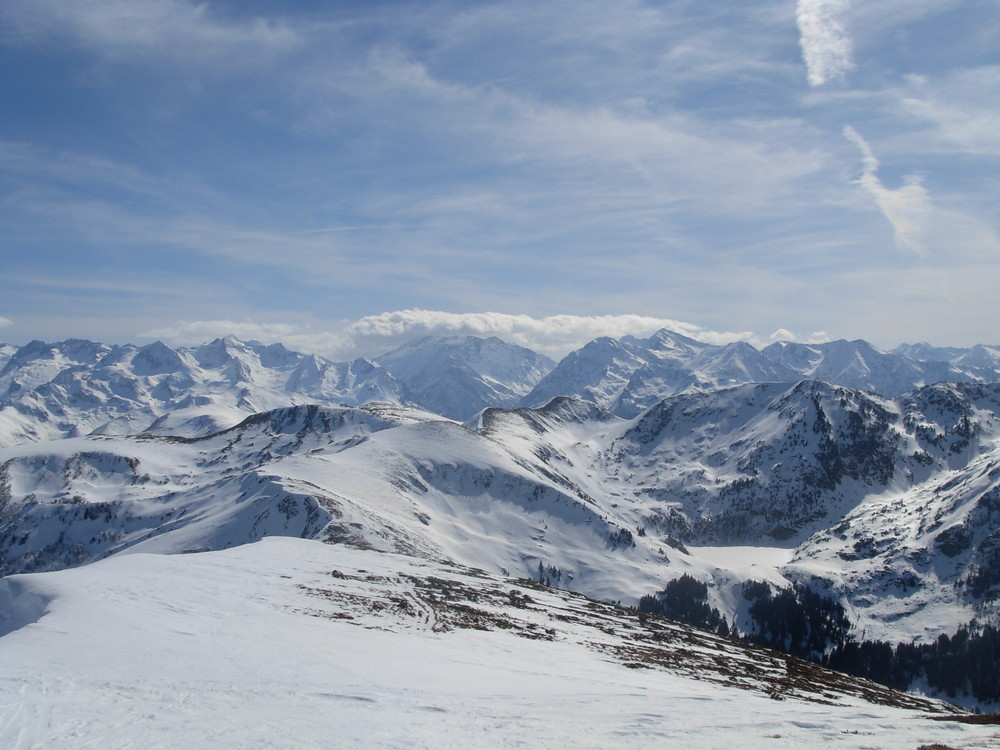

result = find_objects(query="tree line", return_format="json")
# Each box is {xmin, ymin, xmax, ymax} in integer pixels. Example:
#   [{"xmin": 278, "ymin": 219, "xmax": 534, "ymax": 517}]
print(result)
[{"xmin": 639, "ymin": 576, "xmax": 1000, "ymax": 707}]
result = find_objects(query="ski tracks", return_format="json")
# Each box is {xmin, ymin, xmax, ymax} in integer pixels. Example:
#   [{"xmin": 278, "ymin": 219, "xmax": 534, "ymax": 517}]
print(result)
[{"xmin": 0, "ymin": 681, "xmax": 52, "ymax": 750}]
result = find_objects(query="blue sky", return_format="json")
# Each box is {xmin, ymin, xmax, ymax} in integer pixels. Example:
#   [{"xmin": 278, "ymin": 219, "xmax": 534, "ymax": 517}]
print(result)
[{"xmin": 1, "ymin": 0, "xmax": 998, "ymax": 359}]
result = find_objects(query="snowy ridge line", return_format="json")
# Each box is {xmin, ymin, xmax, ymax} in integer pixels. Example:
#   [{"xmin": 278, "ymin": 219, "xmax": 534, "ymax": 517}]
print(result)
[
  {"xmin": 525, "ymin": 330, "xmax": 1000, "ymax": 418},
  {"xmin": 2, "ymin": 331, "xmax": 1000, "ymax": 446}
]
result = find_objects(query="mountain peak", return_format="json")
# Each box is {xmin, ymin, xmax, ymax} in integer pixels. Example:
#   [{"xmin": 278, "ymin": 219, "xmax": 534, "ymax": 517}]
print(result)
[
  {"xmin": 131, "ymin": 340, "xmax": 185, "ymax": 376},
  {"xmin": 376, "ymin": 335, "xmax": 554, "ymax": 419}
]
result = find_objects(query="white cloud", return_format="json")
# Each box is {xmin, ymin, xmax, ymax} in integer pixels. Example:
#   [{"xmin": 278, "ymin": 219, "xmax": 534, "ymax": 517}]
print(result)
[
  {"xmin": 141, "ymin": 311, "xmax": 763, "ymax": 361},
  {"xmin": 806, "ymin": 331, "xmax": 832, "ymax": 344},
  {"xmin": 0, "ymin": 316, "xmax": 13, "ymax": 329},
  {"xmin": 1, "ymin": 0, "xmax": 299, "ymax": 65},
  {"xmin": 898, "ymin": 67, "xmax": 1000, "ymax": 157},
  {"xmin": 769, "ymin": 328, "xmax": 831, "ymax": 345},
  {"xmin": 340, "ymin": 310, "xmax": 761, "ymax": 359},
  {"xmin": 796, "ymin": 0, "xmax": 855, "ymax": 86},
  {"xmin": 843, "ymin": 126, "xmax": 931, "ymax": 257}
]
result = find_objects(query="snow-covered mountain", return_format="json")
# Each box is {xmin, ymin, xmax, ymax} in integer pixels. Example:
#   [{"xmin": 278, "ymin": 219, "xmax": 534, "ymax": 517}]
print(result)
[
  {"xmin": 3, "ymin": 331, "xmax": 999, "ymax": 446},
  {"xmin": 4, "ymin": 537, "xmax": 978, "ymax": 749},
  {"xmin": 525, "ymin": 330, "xmax": 1000, "ymax": 416},
  {"xmin": 4, "ymin": 329, "xmax": 1000, "ymax": 714},
  {"xmin": 0, "ymin": 337, "xmax": 411, "ymax": 446},
  {"xmin": 376, "ymin": 335, "xmax": 555, "ymax": 419},
  {"xmin": 0, "ymin": 335, "xmax": 555, "ymax": 446},
  {"xmin": 760, "ymin": 338, "xmax": 995, "ymax": 398},
  {"xmin": 4, "ymin": 381, "xmax": 999, "ymax": 646}
]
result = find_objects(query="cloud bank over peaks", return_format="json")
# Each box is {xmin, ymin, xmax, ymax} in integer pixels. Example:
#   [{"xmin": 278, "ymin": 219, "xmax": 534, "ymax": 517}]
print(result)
[
  {"xmin": 342, "ymin": 310, "xmax": 763, "ymax": 359},
  {"xmin": 843, "ymin": 126, "xmax": 931, "ymax": 257},
  {"xmin": 142, "ymin": 311, "xmax": 767, "ymax": 362},
  {"xmin": 770, "ymin": 328, "xmax": 830, "ymax": 345},
  {"xmin": 796, "ymin": 0, "xmax": 855, "ymax": 86}
]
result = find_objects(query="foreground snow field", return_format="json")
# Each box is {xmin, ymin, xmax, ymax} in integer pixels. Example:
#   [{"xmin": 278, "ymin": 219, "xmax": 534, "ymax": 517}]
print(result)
[{"xmin": 1, "ymin": 538, "xmax": 997, "ymax": 750}]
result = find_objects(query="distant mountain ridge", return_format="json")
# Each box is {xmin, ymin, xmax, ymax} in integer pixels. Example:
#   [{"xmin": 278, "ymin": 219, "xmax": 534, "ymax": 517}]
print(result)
[
  {"xmin": 0, "ymin": 336, "xmax": 410, "ymax": 446},
  {"xmin": 524, "ymin": 330, "xmax": 1000, "ymax": 417},
  {"xmin": 1, "ymin": 330, "xmax": 999, "ymax": 446}
]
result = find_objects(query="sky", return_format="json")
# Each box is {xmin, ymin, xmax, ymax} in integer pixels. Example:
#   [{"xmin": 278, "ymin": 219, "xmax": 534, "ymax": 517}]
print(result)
[{"xmin": 1, "ymin": 0, "xmax": 998, "ymax": 360}]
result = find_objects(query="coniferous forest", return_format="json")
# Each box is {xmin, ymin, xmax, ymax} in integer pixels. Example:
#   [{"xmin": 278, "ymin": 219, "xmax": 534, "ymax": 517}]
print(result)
[{"xmin": 640, "ymin": 578, "xmax": 1000, "ymax": 708}]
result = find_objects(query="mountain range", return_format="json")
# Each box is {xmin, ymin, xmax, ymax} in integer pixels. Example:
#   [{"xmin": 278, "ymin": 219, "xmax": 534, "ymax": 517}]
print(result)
[
  {"xmin": 3, "ymin": 329, "xmax": 1000, "ymax": 715},
  {"xmin": 3, "ymin": 376, "xmax": 999, "ymax": 642},
  {"xmin": 2, "ymin": 330, "xmax": 999, "ymax": 446}
]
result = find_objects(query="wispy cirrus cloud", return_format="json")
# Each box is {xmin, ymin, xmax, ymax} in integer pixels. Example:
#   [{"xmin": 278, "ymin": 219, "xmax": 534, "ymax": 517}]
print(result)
[
  {"xmin": 796, "ymin": 0, "xmax": 855, "ymax": 86},
  {"xmin": 5, "ymin": 0, "xmax": 999, "ymax": 353},
  {"xmin": 843, "ymin": 126, "xmax": 931, "ymax": 256},
  {"xmin": 0, "ymin": 0, "xmax": 299, "ymax": 66},
  {"xmin": 898, "ymin": 67, "xmax": 1000, "ymax": 157}
]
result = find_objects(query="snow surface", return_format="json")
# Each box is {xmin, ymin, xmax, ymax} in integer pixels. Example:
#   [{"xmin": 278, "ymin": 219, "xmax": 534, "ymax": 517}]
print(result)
[
  {"xmin": 2, "ymin": 538, "xmax": 996, "ymax": 750},
  {"xmin": 687, "ymin": 546, "xmax": 796, "ymax": 578}
]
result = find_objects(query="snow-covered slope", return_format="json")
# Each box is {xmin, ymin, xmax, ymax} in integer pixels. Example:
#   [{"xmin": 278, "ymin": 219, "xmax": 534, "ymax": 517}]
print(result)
[
  {"xmin": 4, "ymin": 382, "xmax": 1000, "ymax": 643},
  {"xmin": 376, "ymin": 335, "xmax": 555, "ymax": 419},
  {"xmin": 4, "ymin": 537, "xmax": 988, "ymax": 750},
  {"xmin": 896, "ymin": 342, "xmax": 1000, "ymax": 376},
  {"xmin": 522, "ymin": 330, "xmax": 715, "ymax": 414},
  {"xmin": 610, "ymin": 338, "xmax": 799, "ymax": 418},
  {"xmin": 0, "ymin": 402, "xmax": 441, "ymax": 575}
]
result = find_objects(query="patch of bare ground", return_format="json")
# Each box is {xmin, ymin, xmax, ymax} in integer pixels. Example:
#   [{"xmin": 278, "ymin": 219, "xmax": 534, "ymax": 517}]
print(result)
[
  {"xmin": 928, "ymin": 714, "xmax": 1000, "ymax": 725},
  {"xmin": 290, "ymin": 559, "xmax": 958, "ymax": 714}
]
